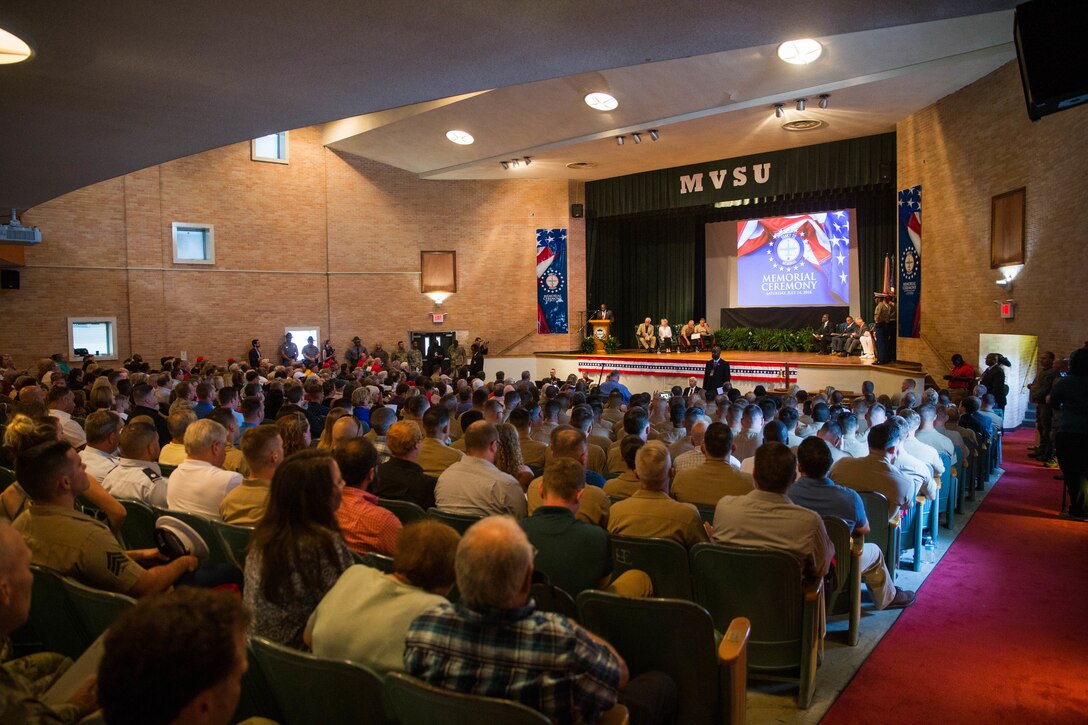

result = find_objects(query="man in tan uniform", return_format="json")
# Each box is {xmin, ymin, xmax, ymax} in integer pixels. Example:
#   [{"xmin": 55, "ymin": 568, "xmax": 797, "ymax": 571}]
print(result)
[
  {"xmin": 510, "ymin": 407, "xmax": 548, "ymax": 470},
  {"xmin": 603, "ymin": 436, "xmax": 644, "ymax": 500},
  {"xmin": 607, "ymin": 440, "xmax": 708, "ymax": 548},
  {"xmin": 672, "ymin": 423, "xmax": 754, "ymax": 506},
  {"xmin": 13, "ymin": 440, "xmax": 197, "ymax": 598},
  {"xmin": 220, "ymin": 425, "xmax": 283, "ymax": 526},
  {"xmin": 417, "ymin": 407, "xmax": 464, "ymax": 478}
]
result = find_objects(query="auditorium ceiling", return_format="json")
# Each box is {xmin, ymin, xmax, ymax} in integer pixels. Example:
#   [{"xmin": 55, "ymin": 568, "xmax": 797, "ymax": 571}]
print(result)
[{"xmin": 0, "ymin": 0, "xmax": 1019, "ymax": 211}]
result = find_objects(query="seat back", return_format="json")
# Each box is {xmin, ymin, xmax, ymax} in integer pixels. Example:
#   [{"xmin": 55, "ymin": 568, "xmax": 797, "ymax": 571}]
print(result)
[
  {"xmin": 609, "ymin": 535, "xmax": 692, "ymax": 600},
  {"xmin": 211, "ymin": 519, "xmax": 253, "ymax": 569},
  {"xmin": 377, "ymin": 498, "xmax": 428, "ymax": 525},
  {"xmin": 249, "ymin": 636, "xmax": 391, "ymax": 725},
  {"xmin": 529, "ymin": 581, "xmax": 578, "ymax": 620},
  {"xmin": 858, "ymin": 491, "xmax": 895, "ymax": 578},
  {"xmin": 157, "ymin": 509, "xmax": 232, "ymax": 567},
  {"xmin": 689, "ymin": 544, "xmax": 805, "ymax": 671},
  {"xmin": 158, "ymin": 463, "xmax": 177, "ymax": 477},
  {"xmin": 60, "ymin": 576, "xmax": 136, "ymax": 642},
  {"xmin": 0, "ymin": 465, "xmax": 15, "ymax": 492},
  {"xmin": 119, "ymin": 498, "xmax": 159, "ymax": 549},
  {"xmin": 19, "ymin": 565, "xmax": 90, "ymax": 658},
  {"xmin": 383, "ymin": 672, "xmax": 550, "ymax": 725},
  {"xmin": 427, "ymin": 508, "xmax": 483, "ymax": 535},
  {"xmin": 359, "ymin": 552, "xmax": 395, "ymax": 573},
  {"xmin": 937, "ymin": 451, "xmax": 955, "ymax": 524},
  {"xmin": 696, "ymin": 504, "xmax": 716, "ymax": 525},
  {"xmin": 577, "ymin": 590, "xmax": 719, "ymax": 725},
  {"xmin": 821, "ymin": 516, "xmax": 852, "ymax": 602}
]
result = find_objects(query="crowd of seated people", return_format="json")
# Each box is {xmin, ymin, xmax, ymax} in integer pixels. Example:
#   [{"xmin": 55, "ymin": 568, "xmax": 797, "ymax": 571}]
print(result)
[{"xmin": 0, "ymin": 341, "xmax": 1042, "ymax": 722}]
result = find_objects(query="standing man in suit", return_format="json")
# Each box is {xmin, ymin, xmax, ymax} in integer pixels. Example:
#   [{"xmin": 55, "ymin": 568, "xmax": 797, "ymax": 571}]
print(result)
[
  {"xmin": 596, "ymin": 303, "xmax": 614, "ymax": 321},
  {"xmin": 247, "ymin": 339, "xmax": 262, "ymax": 368},
  {"xmin": 703, "ymin": 346, "xmax": 731, "ymax": 397},
  {"xmin": 813, "ymin": 315, "xmax": 834, "ymax": 355}
]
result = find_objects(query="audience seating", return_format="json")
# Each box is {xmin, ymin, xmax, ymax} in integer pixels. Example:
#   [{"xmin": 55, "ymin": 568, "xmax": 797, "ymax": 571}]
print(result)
[
  {"xmin": 249, "ymin": 636, "xmax": 392, "ymax": 725},
  {"xmin": 118, "ymin": 498, "xmax": 158, "ymax": 549},
  {"xmin": 938, "ymin": 451, "xmax": 955, "ymax": 530},
  {"xmin": 210, "ymin": 519, "xmax": 253, "ymax": 569},
  {"xmin": 153, "ymin": 508, "xmax": 232, "ymax": 567},
  {"xmin": 690, "ymin": 544, "xmax": 823, "ymax": 709},
  {"xmin": 377, "ymin": 498, "xmax": 428, "ymax": 525},
  {"xmin": 15, "ymin": 565, "xmax": 90, "ymax": 659},
  {"xmin": 609, "ymin": 535, "xmax": 693, "ymax": 600},
  {"xmin": 235, "ymin": 643, "xmax": 283, "ymax": 723},
  {"xmin": 529, "ymin": 580, "xmax": 578, "ymax": 620},
  {"xmin": 426, "ymin": 508, "xmax": 483, "ymax": 535},
  {"xmin": 898, "ymin": 499, "xmax": 926, "ymax": 572},
  {"xmin": 696, "ymin": 504, "xmax": 716, "ymax": 525},
  {"xmin": 60, "ymin": 575, "xmax": 136, "ymax": 643},
  {"xmin": 383, "ymin": 672, "xmax": 553, "ymax": 725},
  {"xmin": 821, "ymin": 516, "xmax": 862, "ymax": 646},
  {"xmin": 577, "ymin": 590, "xmax": 751, "ymax": 725},
  {"xmin": 158, "ymin": 463, "xmax": 178, "ymax": 477},
  {"xmin": 357, "ymin": 551, "xmax": 395, "ymax": 573},
  {"xmin": 858, "ymin": 491, "xmax": 897, "ymax": 582},
  {"xmin": 0, "ymin": 465, "xmax": 15, "ymax": 491}
]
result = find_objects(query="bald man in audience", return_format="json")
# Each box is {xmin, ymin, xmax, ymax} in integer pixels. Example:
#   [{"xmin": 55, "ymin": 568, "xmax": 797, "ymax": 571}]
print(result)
[
  {"xmin": 434, "ymin": 422, "xmax": 526, "ymax": 518},
  {"xmin": 528, "ymin": 429, "xmax": 610, "ymax": 527},
  {"xmin": 100, "ymin": 417, "xmax": 168, "ymax": 507},
  {"xmin": 372, "ymin": 421, "xmax": 438, "ymax": 511},
  {"xmin": 220, "ymin": 425, "xmax": 283, "ymax": 526},
  {"xmin": 521, "ymin": 458, "xmax": 650, "ymax": 597},
  {"xmin": 672, "ymin": 423, "xmax": 754, "ymax": 506},
  {"xmin": 416, "ymin": 407, "xmax": 464, "ymax": 478},
  {"xmin": 829, "ymin": 422, "xmax": 916, "ymax": 517},
  {"xmin": 78, "ymin": 409, "xmax": 122, "ymax": 481},
  {"xmin": 607, "ymin": 440, "xmax": 708, "ymax": 547},
  {"xmin": 166, "ymin": 419, "xmax": 243, "ymax": 519}
]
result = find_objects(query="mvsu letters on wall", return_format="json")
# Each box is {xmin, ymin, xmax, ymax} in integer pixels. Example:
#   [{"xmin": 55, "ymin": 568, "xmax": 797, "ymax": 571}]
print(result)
[{"xmin": 679, "ymin": 163, "xmax": 772, "ymax": 194}]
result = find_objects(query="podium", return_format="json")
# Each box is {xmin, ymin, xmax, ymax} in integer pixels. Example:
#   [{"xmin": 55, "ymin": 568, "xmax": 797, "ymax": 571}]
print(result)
[{"xmin": 588, "ymin": 319, "xmax": 612, "ymax": 353}]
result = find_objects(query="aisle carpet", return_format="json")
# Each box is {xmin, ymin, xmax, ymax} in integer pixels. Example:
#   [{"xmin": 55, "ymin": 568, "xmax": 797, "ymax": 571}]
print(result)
[{"xmin": 821, "ymin": 429, "xmax": 1088, "ymax": 724}]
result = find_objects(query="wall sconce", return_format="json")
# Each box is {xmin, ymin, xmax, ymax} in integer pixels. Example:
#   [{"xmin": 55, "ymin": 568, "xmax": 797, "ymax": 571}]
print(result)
[
  {"xmin": 995, "ymin": 264, "xmax": 1023, "ymax": 293},
  {"xmin": 421, "ymin": 250, "xmax": 456, "ymax": 305}
]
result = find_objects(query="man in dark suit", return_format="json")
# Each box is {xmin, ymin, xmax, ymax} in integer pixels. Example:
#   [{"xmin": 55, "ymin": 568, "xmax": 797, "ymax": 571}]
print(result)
[
  {"xmin": 832, "ymin": 316, "xmax": 856, "ymax": 355},
  {"xmin": 595, "ymin": 303, "xmax": 614, "ymax": 321},
  {"xmin": 703, "ymin": 346, "xmax": 731, "ymax": 396},
  {"xmin": 247, "ymin": 339, "xmax": 262, "ymax": 368},
  {"xmin": 813, "ymin": 314, "xmax": 833, "ymax": 355},
  {"xmin": 683, "ymin": 377, "xmax": 702, "ymax": 398}
]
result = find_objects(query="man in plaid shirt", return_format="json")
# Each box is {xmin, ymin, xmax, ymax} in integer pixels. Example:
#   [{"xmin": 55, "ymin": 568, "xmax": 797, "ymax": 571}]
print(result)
[{"xmin": 404, "ymin": 516, "xmax": 676, "ymax": 724}]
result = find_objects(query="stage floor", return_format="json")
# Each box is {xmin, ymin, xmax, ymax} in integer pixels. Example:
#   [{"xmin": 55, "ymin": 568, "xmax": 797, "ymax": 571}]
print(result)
[{"xmin": 539, "ymin": 349, "xmax": 922, "ymax": 376}]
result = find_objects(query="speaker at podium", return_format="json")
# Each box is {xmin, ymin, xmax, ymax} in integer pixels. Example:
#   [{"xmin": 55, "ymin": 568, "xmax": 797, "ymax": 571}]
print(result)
[{"xmin": 588, "ymin": 319, "xmax": 612, "ymax": 353}]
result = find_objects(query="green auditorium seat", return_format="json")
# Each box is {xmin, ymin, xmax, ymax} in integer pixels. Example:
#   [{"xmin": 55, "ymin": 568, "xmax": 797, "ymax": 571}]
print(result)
[
  {"xmin": 858, "ymin": 491, "xmax": 897, "ymax": 582},
  {"xmin": 357, "ymin": 551, "xmax": 395, "ymax": 573},
  {"xmin": 821, "ymin": 516, "xmax": 862, "ymax": 647},
  {"xmin": 576, "ymin": 590, "xmax": 751, "ymax": 725},
  {"xmin": 377, "ymin": 497, "xmax": 428, "ymax": 525},
  {"xmin": 899, "ymin": 499, "xmax": 925, "ymax": 572},
  {"xmin": 154, "ymin": 508, "xmax": 232, "ymax": 567},
  {"xmin": 118, "ymin": 498, "xmax": 158, "ymax": 549},
  {"xmin": 250, "ymin": 636, "xmax": 391, "ymax": 725},
  {"xmin": 210, "ymin": 519, "xmax": 252, "ymax": 569},
  {"xmin": 0, "ymin": 466, "xmax": 15, "ymax": 492},
  {"xmin": 938, "ymin": 451, "xmax": 955, "ymax": 530},
  {"xmin": 696, "ymin": 504, "xmax": 716, "ymax": 525},
  {"xmin": 609, "ymin": 535, "xmax": 692, "ymax": 600},
  {"xmin": 61, "ymin": 576, "xmax": 136, "ymax": 643},
  {"xmin": 426, "ymin": 508, "xmax": 483, "ymax": 535},
  {"xmin": 158, "ymin": 463, "xmax": 178, "ymax": 478},
  {"xmin": 383, "ymin": 672, "xmax": 552, "ymax": 725},
  {"xmin": 690, "ymin": 544, "xmax": 822, "ymax": 709},
  {"xmin": 529, "ymin": 580, "xmax": 578, "ymax": 620},
  {"xmin": 14, "ymin": 565, "xmax": 89, "ymax": 659}
]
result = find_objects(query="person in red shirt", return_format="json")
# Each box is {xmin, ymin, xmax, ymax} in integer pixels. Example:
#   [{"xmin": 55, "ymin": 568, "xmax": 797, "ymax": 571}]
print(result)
[
  {"xmin": 944, "ymin": 354, "xmax": 976, "ymax": 402},
  {"xmin": 333, "ymin": 437, "xmax": 402, "ymax": 557}
]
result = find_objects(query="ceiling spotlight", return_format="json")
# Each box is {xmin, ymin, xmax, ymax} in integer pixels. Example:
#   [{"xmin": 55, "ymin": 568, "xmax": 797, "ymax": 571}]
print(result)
[
  {"xmin": 632, "ymin": 133, "xmax": 642, "ymax": 144},
  {"xmin": 500, "ymin": 161, "xmax": 509, "ymax": 170},
  {"xmin": 0, "ymin": 26, "xmax": 33, "ymax": 65},
  {"xmin": 616, "ymin": 135, "xmax": 625, "ymax": 146},
  {"xmin": 649, "ymin": 129, "xmax": 659, "ymax": 141},
  {"xmin": 818, "ymin": 94, "xmax": 829, "ymax": 110},
  {"xmin": 445, "ymin": 129, "xmax": 474, "ymax": 145},
  {"xmin": 774, "ymin": 104, "xmax": 784, "ymax": 118},
  {"xmin": 584, "ymin": 92, "xmax": 619, "ymax": 111},
  {"xmin": 511, "ymin": 159, "xmax": 520, "ymax": 168},
  {"xmin": 523, "ymin": 157, "xmax": 532, "ymax": 166},
  {"xmin": 795, "ymin": 98, "xmax": 806, "ymax": 112},
  {"xmin": 777, "ymin": 38, "xmax": 823, "ymax": 65}
]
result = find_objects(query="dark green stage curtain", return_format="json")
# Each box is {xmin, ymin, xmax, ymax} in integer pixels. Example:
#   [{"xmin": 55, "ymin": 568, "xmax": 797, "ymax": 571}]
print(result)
[
  {"xmin": 587, "ymin": 215, "xmax": 702, "ymax": 348},
  {"xmin": 586, "ymin": 186, "xmax": 895, "ymax": 344}
]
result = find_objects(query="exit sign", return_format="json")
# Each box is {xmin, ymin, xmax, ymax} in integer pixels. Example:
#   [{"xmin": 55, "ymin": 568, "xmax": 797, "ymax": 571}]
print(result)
[
  {"xmin": 1000, "ymin": 302, "xmax": 1014, "ymax": 319},
  {"xmin": 430, "ymin": 313, "xmax": 445, "ymax": 323}
]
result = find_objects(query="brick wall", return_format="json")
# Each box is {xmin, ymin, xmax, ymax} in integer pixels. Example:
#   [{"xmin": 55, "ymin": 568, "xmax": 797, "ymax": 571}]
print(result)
[
  {"xmin": 1, "ymin": 126, "xmax": 585, "ymax": 367},
  {"xmin": 897, "ymin": 61, "xmax": 1088, "ymax": 376}
]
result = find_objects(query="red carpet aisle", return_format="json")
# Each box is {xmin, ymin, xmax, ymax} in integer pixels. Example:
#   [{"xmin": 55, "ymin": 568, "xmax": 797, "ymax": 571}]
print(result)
[{"xmin": 821, "ymin": 429, "xmax": 1088, "ymax": 724}]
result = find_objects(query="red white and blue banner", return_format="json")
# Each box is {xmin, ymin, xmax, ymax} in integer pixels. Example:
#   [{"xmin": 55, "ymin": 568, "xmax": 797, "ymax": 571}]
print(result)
[
  {"xmin": 536, "ymin": 228, "xmax": 568, "ymax": 334},
  {"xmin": 897, "ymin": 185, "xmax": 921, "ymax": 338},
  {"xmin": 577, "ymin": 356, "xmax": 797, "ymax": 385}
]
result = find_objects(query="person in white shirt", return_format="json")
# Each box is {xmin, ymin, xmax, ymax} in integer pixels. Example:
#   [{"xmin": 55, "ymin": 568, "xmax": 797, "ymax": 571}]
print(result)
[
  {"xmin": 434, "ymin": 422, "xmax": 526, "ymax": 518},
  {"xmin": 915, "ymin": 404, "xmax": 955, "ymax": 460},
  {"xmin": 102, "ymin": 418, "xmax": 169, "ymax": 508},
  {"xmin": 46, "ymin": 385, "xmax": 86, "ymax": 449},
  {"xmin": 896, "ymin": 408, "xmax": 944, "ymax": 478},
  {"xmin": 888, "ymin": 415, "xmax": 936, "ymax": 501},
  {"xmin": 797, "ymin": 419, "xmax": 851, "ymax": 464},
  {"xmin": 657, "ymin": 318, "xmax": 674, "ymax": 353},
  {"xmin": 732, "ymin": 405, "xmax": 764, "ymax": 462},
  {"xmin": 79, "ymin": 409, "xmax": 123, "ymax": 481},
  {"xmin": 840, "ymin": 413, "xmax": 869, "ymax": 458},
  {"xmin": 166, "ymin": 419, "xmax": 243, "ymax": 519}
]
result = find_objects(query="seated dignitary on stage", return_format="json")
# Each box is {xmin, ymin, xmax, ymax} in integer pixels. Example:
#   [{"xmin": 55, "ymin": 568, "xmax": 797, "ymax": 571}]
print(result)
[
  {"xmin": 521, "ymin": 458, "xmax": 651, "ymax": 598},
  {"xmin": 789, "ymin": 438, "xmax": 916, "ymax": 609},
  {"xmin": 434, "ymin": 422, "xmax": 527, "ymax": 518},
  {"xmin": 828, "ymin": 422, "xmax": 916, "ymax": 518},
  {"xmin": 405, "ymin": 515, "xmax": 677, "ymax": 725},
  {"xmin": 710, "ymin": 442, "xmax": 833, "ymax": 582},
  {"xmin": 657, "ymin": 319, "xmax": 674, "ymax": 353},
  {"xmin": 672, "ymin": 423, "xmax": 754, "ymax": 506},
  {"xmin": 306, "ymin": 520, "xmax": 460, "ymax": 674},
  {"xmin": 841, "ymin": 316, "xmax": 866, "ymax": 357},
  {"xmin": 679, "ymin": 320, "xmax": 696, "ymax": 351},
  {"xmin": 608, "ymin": 440, "xmax": 708, "ymax": 548},
  {"xmin": 166, "ymin": 419, "xmax": 244, "ymax": 519},
  {"xmin": 14, "ymin": 440, "xmax": 198, "ymax": 598},
  {"xmin": 100, "ymin": 417, "xmax": 168, "ymax": 507},
  {"xmin": 636, "ymin": 318, "xmax": 657, "ymax": 350},
  {"xmin": 78, "ymin": 409, "xmax": 122, "ymax": 482},
  {"xmin": 813, "ymin": 314, "xmax": 834, "ymax": 355},
  {"xmin": 372, "ymin": 421, "xmax": 438, "ymax": 511},
  {"xmin": 830, "ymin": 315, "xmax": 855, "ymax": 354},
  {"xmin": 220, "ymin": 425, "xmax": 283, "ymax": 526}
]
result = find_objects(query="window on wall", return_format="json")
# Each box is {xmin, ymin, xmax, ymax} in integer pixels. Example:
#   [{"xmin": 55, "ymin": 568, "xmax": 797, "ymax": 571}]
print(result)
[
  {"xmin": 68, "ymin": 317, "xmax": 118, "ymax": 360},
  {"xmin": 172, "ymin": 222, "xmax": 215, "ymax": 264},
  {"xmin": 252, "ymin": 131, "xmax": 289, "ymax": 164},
  {"xmin": 284, "ymin": 327, "xmax": 320, "ymax": 361}
]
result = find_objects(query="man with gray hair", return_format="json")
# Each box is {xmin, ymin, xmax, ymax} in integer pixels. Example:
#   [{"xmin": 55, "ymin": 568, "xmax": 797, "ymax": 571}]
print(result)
[
  {"xmin": 608, "ymin": 440, "xmax": 709, "ymax": 547},
  {"xmin": 79, "ymin": 409, "xmax": 123, "ymax": 481},
  {"xmin": 166, "ymin": 419, "xmax": 243, "ymax": 519},
  {"xmin": 405, "ymin": 515, "xmax": 676, "ymax": 725}
]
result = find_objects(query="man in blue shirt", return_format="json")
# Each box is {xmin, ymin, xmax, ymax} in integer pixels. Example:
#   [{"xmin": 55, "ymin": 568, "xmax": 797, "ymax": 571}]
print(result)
[
  {"xmin": 790, "ymin": 437, "xmax": 915, "ymax": 610},
  {"xmin": 598, "ymin": 371, "xmax": 632, "ymax": 405}
]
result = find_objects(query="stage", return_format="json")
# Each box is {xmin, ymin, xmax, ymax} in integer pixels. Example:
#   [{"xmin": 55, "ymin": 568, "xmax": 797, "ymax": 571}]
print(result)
[{"xmin": 483, "ymin": 349, "xmax": 925, "ymax": 397}]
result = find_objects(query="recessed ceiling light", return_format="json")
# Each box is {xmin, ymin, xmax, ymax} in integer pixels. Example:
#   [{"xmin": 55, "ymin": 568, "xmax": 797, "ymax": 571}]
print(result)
[
  {"xmin": 782, "ymin": 119, "xmax": 825, "ymax": 132},
  {"xmin": 584, "ymin": 92, "xmax": 619, "ymax": 111},
  {"xmin": 777, "ymin": 38, "xmax": 822, "ymax": 65},
  {"xmin": 445, "ymin": 129, "xmax": 474, "ymax": 145},
  {"xmin": 566, "ymin": 162, "xmax": 598, "ymax": 170},
  {"xmin": 0, "ymin": 26, "xmax": 32, "ymax": 65}
]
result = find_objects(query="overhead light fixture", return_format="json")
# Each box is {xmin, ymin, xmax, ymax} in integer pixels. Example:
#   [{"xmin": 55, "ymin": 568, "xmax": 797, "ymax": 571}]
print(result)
[
  {"xmin": 632, "ymin": 133, "xmax": 642, "ymax": 144},
  {"xmin": 523, "ymin": 157, "xmax": 532, "ymax": 166},
  {"xmin": 511, "ymin": 159, "xmax": 520, "ymax": 168},
  {"xmin": 0, "ymin": 26, "xmax": 32, "ymax": 65},
  {"xmin": 445, "ymin": 129, "xmax": 474, "ymax": 145},
  {"xmin": 774, "ymin": 104, "xmax": 784, "ymax": 118},
  {"xmin": 648, "ymin": 129, "xmax": 659, "ymax": 141},
  {"xmin": 818, "ymin": 94, "xmax": 829, "ymax": 109},
  {"xmin": 584, "ymin": 92, "xmax": 619, "ymax": 111},
  {"xmin": 616, "ymin": 135, "xmax": 625, "ymax": 146},
  {"xmin": 795, "ymin": 98, "xmax": 806, "ymax": 112},
  {"xmin": 777, "ymin": 38, "xmax": 823, "ymax": 65},
  {"xmin": 500, "ymin": 161, "xmax": 509, "ymax": 170}
]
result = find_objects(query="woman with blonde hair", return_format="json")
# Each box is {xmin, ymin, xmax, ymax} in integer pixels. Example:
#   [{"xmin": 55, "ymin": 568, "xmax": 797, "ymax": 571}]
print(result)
[
  {"xmin": 494, "ymin": 422, "xmax": 535, "ymax": 489},
  {"xmin": 276, "ymin": 411, "xmax": 312, "ymax": 456}
]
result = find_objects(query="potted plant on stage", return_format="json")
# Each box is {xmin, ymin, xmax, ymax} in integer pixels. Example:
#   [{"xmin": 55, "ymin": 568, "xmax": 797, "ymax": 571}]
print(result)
[
  {"xmin": 580, "ymin": 337, "xmax": 597, "ymax": 354},
  {"xmin": 603, "ymin": 336, "xmax": 620, "ymax": 354}
]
